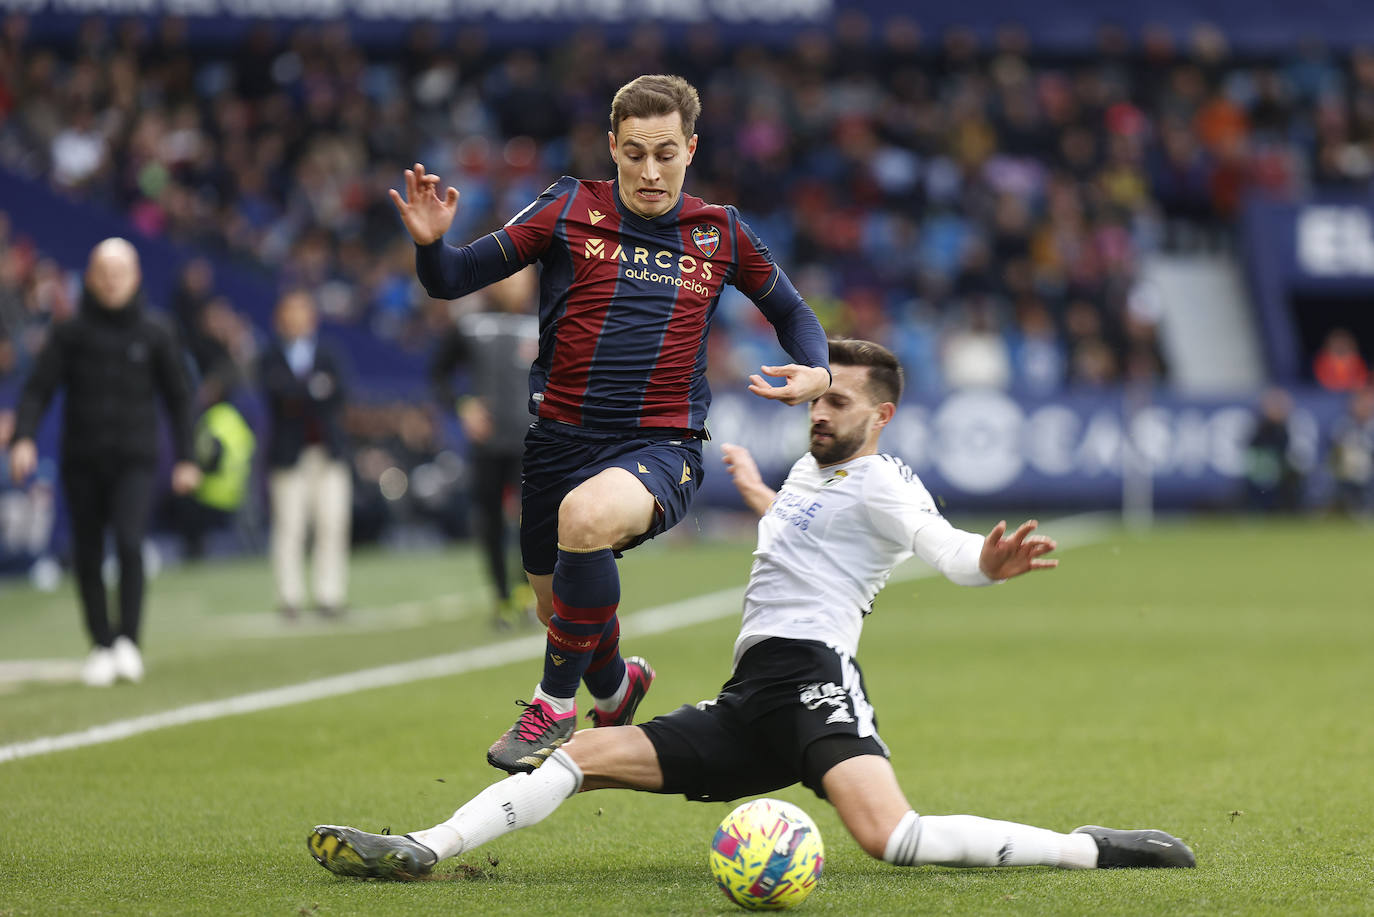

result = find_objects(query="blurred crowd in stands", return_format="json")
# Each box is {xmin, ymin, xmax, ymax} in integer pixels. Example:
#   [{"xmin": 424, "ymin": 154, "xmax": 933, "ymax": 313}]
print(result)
[{"xmin": 4, "ymin": 13, "xmax": 1374, "ymax": 399}]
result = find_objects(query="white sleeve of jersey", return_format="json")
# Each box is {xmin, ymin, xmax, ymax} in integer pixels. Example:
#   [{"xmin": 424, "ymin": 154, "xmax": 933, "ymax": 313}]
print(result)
[{"xmin": 863, "ymin": 459, "xmax": 996, "ymax": 587}]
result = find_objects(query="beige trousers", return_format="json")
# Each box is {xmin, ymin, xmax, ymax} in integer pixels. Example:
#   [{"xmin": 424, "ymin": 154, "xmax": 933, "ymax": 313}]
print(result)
[{"xmin": 269, "ymin": 445, "xmax": 351, "ymax": 610}]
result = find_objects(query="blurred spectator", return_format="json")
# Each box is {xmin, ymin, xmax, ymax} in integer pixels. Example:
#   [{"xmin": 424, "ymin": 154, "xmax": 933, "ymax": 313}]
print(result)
[
  {"xmin": 174, "ymin": 393, "xmax": 256, "ymax": 560},
  {"xmin": 188, "ymin": 295, "xmax": 259, "ymax": 409},
  {"xmin": 1122, "ymin": 279, "xmax": 1169, "ymax": 385},
  {"xmin": 1009, "ymin": 298, "xmax": 1066, "ymax": 394},
  {"xmin": 48, "ymin": 104, "xmax": 108, "ymax": 190},
  {"xmin": 8, "ymin": 238, "xmax": 199, "ymax": 687},
  {"xmin": 258, "ymin": 289, "xmax": 351, "ymax": 619},
  {"xmin": 428, "ymin": 267, "xmax": 538, "ymax": 628},
  {"xmin": 1244, "ymin": 387, "xmax": 1303, "ymax": 512},
  {"xmin": 1329, "ymin": 386, "xmax": 1374, "ymax": 515},
  {"xmin": 169, "ymin": 258, "xmax": 215, "ymax": 343},
  {"xmin": 941, "ymin": 296, "xmax": 1012, "ymax": 390},
  {"xmin": 1064, "ymin": 298, "xmax": 1120, "ymax": 387},
  {"xmin": 0, "ymin": 214, "xmax": 79, "ymax": 383},
  {"xmin": 1313, "ymin": 327, "xmax": 1370, "ymax": 391}
]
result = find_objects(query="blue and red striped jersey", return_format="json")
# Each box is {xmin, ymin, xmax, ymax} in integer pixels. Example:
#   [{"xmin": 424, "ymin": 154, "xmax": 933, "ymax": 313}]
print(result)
[{"xmin": 416, "ymin": 176, "xmax": 828, "ymax": 431}]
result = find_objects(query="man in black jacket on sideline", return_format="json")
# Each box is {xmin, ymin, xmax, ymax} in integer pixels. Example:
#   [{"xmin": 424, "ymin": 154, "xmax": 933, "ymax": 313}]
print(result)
[{"xmin": 9, "ymin": 237, "xmax": 200, "ymax": 687}]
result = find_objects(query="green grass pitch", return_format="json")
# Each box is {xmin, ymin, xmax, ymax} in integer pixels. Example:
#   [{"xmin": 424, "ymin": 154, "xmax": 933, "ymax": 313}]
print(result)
[{"xmin": 0, "ymin": 516, "xmax": 1371, "ymax": 915}]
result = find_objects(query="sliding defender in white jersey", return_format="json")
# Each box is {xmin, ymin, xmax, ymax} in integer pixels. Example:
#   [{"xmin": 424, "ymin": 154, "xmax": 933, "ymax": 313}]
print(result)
[{"xmin": 308, "ymin": 338, "xmax": 1196, "ymax": 880}]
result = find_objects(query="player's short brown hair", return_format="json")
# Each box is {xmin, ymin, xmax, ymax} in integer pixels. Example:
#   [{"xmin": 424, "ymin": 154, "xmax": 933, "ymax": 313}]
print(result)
[
  {"xmin": 829, "ymin": 338, "xmax": 904, "ymax": 405},
  {"xmin": 610, "ymin": 74, "xmax": 702, "ymax": 140}
]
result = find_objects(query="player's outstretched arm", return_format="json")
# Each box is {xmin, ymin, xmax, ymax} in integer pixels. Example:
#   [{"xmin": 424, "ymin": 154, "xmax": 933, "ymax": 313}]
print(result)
[
  {"xmin": 388, "ymin": 162, "xmax": 459, "ymax": 245},
  {"xmin": 978, "ymin": 519, "xmax": 1058, "ymax": 581},
  {"xmin": 721, "ymin": 443, "xmax": 776, "ymax": 516},
  {"xmin": 747, "ymin": 364, "xmax": 831, "ymax": 406}
]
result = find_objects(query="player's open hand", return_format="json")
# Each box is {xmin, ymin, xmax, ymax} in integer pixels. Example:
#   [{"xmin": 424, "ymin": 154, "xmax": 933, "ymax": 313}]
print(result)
[
  {"xmin": 978, "ymin": 519, "xmax": 1058, "ymax": 581},
  {"xmin": 747, "ymin": 364, "xmax": 831, "ymax": 406},
  {"xmin": 388, "ymin": 162, "xmax": 459, "ymax": 246}
]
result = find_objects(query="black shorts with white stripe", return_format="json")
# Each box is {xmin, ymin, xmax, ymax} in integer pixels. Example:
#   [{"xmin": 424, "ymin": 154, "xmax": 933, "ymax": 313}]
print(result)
[{"xmin": 639, "ymin": 637, "xmax": 889, "ymax": 803}]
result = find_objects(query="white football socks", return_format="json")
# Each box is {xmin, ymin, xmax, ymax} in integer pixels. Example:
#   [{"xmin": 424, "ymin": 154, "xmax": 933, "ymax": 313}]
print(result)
[
  {"xmin": 533, "ymin": 684, "xmax": 576, "ymax": 716},
  {"xmin": 883, "ymin": 811, "xmax": 1098, "ymax": 869},
  {"xmin": 409, "ymin": 750, "xmax": 584, "ymax": 860}
]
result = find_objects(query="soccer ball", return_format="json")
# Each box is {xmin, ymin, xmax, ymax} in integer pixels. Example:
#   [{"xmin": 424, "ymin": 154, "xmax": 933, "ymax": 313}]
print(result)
[{"xmin": 709, "ymin": 798, "xmax": 824, "ymax": 910}]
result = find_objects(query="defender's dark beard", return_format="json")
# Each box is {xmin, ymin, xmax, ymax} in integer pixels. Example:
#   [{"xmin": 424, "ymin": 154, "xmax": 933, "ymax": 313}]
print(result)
[{"xmin": 809, "ymin": 425, "xmax": 865, "ymax": 465}]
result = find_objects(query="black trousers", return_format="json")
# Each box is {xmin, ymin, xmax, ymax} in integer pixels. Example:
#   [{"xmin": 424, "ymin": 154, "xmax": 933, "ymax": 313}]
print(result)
[
  {"xmin": 61, "ymin": 461, "xmax": 156, "ymax": 648},
  {"xmin": 471, "ymin": 448, "xmax": 522, "ymax": 602}
]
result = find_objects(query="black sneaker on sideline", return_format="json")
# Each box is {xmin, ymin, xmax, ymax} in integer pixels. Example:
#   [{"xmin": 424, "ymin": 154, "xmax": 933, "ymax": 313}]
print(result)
[
  {"xmin": 1074, "ymin": 825, "xmax": 1197, "ymax": 868},
  {"xmin": 308, "ymin": 825, "xmax": 438, "ymax": 879}
]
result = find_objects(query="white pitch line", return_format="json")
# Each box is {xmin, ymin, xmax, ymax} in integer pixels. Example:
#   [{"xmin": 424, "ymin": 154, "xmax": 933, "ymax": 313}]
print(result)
[
  {"xmin": 0, "ymin": 513, "xmax": 1113, "ymax": 765},
  {"xmin": 0, "ymin": 586, "xmax": 742, "ymax": 766}
]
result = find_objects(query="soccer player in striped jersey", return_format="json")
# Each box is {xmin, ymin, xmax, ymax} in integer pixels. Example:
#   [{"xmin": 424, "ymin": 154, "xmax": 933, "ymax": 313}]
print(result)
[
  {"xmin": 310, "ymin": 339, "xmax": 1195, "ymax": 880},
  {"xmin": 389, "ymin": 75, "xmax": 831, "ymax": 773}
]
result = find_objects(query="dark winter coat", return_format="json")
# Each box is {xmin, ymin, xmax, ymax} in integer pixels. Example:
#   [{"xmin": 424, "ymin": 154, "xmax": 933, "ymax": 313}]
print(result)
[{"xmin": 14, "ymin": 289, "xmax": 193, "ymax": 467}]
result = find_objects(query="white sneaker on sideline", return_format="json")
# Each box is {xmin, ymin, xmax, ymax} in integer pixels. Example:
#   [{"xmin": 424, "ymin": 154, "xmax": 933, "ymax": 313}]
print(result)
[
  {"xmin": 111, "ymin": 636, "xmax": 144, "ymax": 684},
  {"xmin": 82, "ymin": 647, "xmax": 117, "ymax": 687}
]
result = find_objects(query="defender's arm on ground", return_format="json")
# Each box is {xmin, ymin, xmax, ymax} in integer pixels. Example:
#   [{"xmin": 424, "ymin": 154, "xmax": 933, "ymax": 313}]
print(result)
[{"xmin": 721, "ymin": 443, "xmax": 776, "ymax": 516}]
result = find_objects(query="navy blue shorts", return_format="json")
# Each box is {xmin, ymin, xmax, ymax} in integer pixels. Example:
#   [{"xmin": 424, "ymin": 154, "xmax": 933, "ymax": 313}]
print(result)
[{"xmin": 520, "ymin": 420, "xmax": 705, "ymax": 576}]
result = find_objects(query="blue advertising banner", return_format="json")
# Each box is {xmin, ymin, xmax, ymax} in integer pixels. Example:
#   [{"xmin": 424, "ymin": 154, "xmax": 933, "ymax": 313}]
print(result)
[
  {"xmin": 697, "ymin": 386, "xmax": 1353, "ymax": 512},
  {"xmin": 1245, "ymin": 196, "xmax": 1374, "ymax": 294},
  {"xmin": 1240, "ymin": 193, "xmax": 1374, "ymax": 383}
]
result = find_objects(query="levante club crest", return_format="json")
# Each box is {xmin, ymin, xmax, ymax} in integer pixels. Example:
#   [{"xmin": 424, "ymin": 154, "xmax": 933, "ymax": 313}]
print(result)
[{"xmin": 692, "ymin": 225, "xmax": 721, "ymax": 258}]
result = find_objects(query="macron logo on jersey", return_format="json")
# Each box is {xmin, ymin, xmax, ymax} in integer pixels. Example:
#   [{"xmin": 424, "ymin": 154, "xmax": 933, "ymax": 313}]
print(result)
[{"xmin": 588, "ymin": 209, "xmax": 607, "ymax": 225}]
